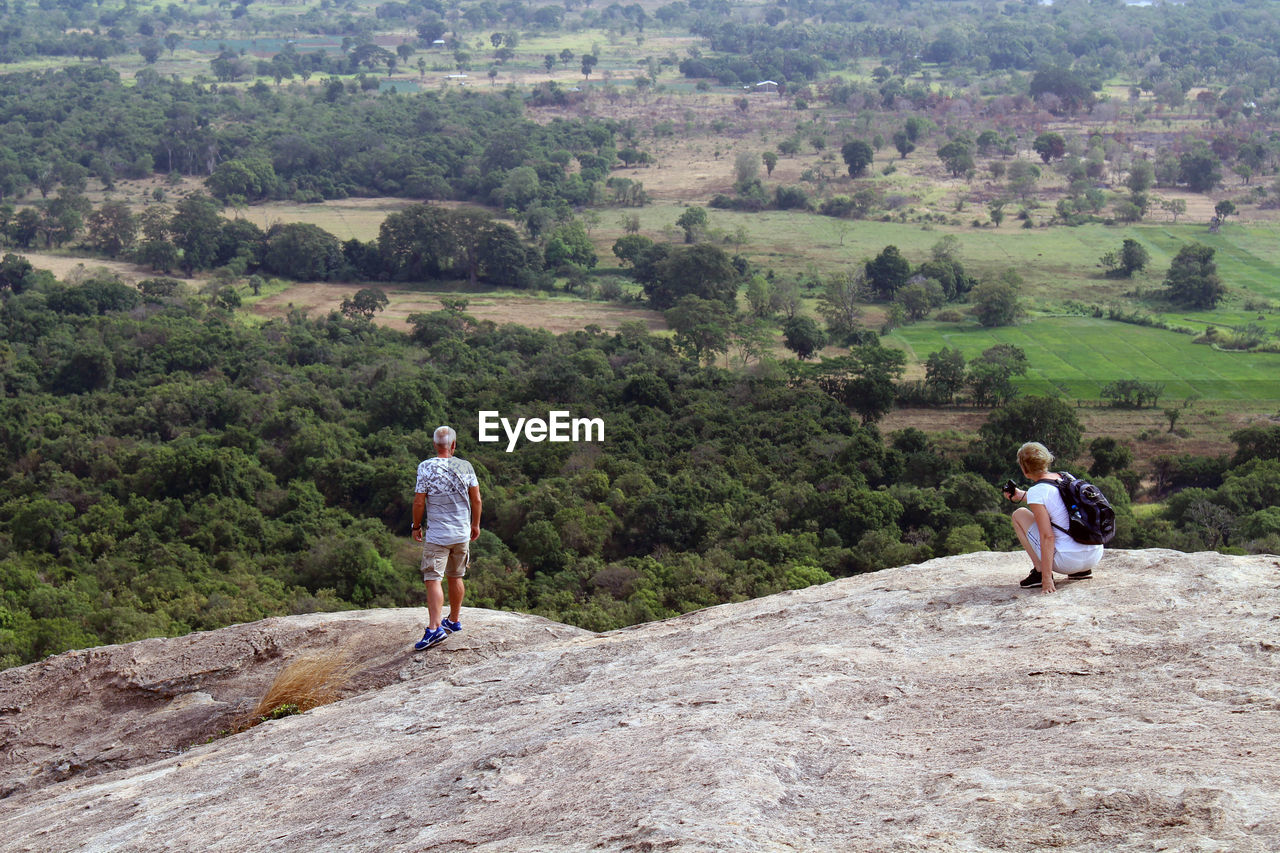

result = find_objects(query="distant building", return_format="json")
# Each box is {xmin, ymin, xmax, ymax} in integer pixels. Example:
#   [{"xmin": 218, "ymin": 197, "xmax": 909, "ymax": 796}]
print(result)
[{"xmin": 753, "ymin": 80, "xmax": 779, "ymax": 93}]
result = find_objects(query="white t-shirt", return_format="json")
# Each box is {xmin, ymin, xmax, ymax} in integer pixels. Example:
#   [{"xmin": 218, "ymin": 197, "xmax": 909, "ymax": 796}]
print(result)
[
  {"xmin": 1026, "ymin": 479, "xmax": 1104, "ymax": 559},
  {"xmin": 414, "ymin": 457, "xmax": 479, "ymax": 545}
]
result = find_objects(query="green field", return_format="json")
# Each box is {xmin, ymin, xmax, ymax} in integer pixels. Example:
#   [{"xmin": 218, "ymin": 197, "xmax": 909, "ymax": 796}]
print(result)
[{"xmin": 887, "ymin": 315, "xmax": 1280, "ymax": 401}]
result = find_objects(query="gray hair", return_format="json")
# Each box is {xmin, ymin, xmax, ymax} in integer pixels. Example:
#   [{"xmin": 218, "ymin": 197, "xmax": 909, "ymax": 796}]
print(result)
[{"xmin": 433, "ymin": 425, "xmax": 457, "ymax": 448}]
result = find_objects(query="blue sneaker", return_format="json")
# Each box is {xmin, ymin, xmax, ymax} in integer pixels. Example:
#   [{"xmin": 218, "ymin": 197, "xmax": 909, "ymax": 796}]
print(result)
[
  {"xmin": 413, "ymin": 626, "xmax": 447, "ymax": 651},
  {"xmin": 440, "ymin": 616, "xmax": 461, "ymax": 635}
]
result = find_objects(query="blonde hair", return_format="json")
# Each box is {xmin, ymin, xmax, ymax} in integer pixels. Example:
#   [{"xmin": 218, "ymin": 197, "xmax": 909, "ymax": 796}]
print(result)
[{"xmin": 1017, "ymin": 441, "xmax": 1054, "ymax": 475}]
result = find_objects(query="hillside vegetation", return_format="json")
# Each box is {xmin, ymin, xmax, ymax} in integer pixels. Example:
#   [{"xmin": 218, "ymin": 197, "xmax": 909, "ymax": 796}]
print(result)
[{"xmin": 2, "ymin": 278, "xmax": 1278, "ymax": 667}]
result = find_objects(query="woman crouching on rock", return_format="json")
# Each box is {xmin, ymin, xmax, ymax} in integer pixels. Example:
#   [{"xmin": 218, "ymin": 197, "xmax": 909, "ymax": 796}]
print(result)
[{"xmin": 1003, "ymin": 441, "xmax": 1103, "ymax": 595}]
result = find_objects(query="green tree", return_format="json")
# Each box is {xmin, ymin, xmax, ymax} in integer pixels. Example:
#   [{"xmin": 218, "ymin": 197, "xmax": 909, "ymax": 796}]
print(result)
[
  {"xmin": 968, "ymin": 396, "xmax": 1083, "ymax": 477},
  {"xmin": 894, "ymin": 279, "xmax": 942, "ymax": 321},
  {"xmin": 1164, "ymin": 243, "xmax": 1225, "ymax": 309},
  {"xmin": 744, "ymin": 275, "xmax": 776, "ymax": 319},
  {"xmin": 1089, "ymin": 437, "xmax": 1134, "ymax": 478},
  {"xmin": 207, "ymin": 158, "xmax": 278, "ymax": 202},
  {"xmin": 675, "ymin": 206, "xmax": 708, "ymax": 243},
  {"xmin": 1101, "ymin": 379, "xmax": 1165, "ymax": 408},
  {"xmin": 816, "ymin": 271, "xmax": 867, "ymax": 339},
  {"xmin": 937, "ymin": 140, "xmax": 975, "ymax": 178},
  {"xmin": 645, "ymin": 243, "xmax": 740, "ymax": 310},
  {"xmin": 810, "ymin": 344, "xmax": 906, "ymax": 423},
  {"xmin": 138, "ymin": 39, "xmax": 162, "ymax": 64},
  {"xmin": 261, "ymin": 223, "xmax": 343, "ymax": 281},
  {"xmin": 476, "ymin": 221, "xmax": 532, "ymax": 287},
  {"xmin": 924, "ymin": 347, "xmax": 966, "ymax": 404},
  {"xmin": 1006, "ymin": 161, "xmax": 1041, "ymax": 201},
  {"xmin": 665, "ymin": 296, "xmax": 732, "ymax": 364},
  {"xmin": 1119, "ymin": 238, "xmax": 1150, "ymax": 276},
  {"xmin": 1179, "ymin": 146, "xmax": 1222, "ymax": 193},
  {"xmin": 169, "ymin": 194, "xmax": 224, "ymax": 275},
  {"xmin": 966, "ymin": 344, "xmax": 1027, "ymax": 407},
  {"xmin": 970, "ymin": 269, "xmax": 1023, "ymax": 327},
  {"xmin": 0, "ymin": 253, "xmax": 35, "ymax": 293},
  {"xmin": 613, "ymin": 234, "xmax": 655, "ymax": 267},
  {"xmin": 9, "ymin": 208, "xmax": 40, "ymax": 248},
  {"xmin": 85, "ymin": 201, "xmax": 138, "ymax": 258},
  {"xmin": 1032, "ymin": 132, "xmax": 1066, "ymax": 165},
  {"xmin": 1126, "ymin": 159, "xmax": 1155, "ymax": 194},
  {"xmin": 1029, "ymin": 67, "xmax": 1094, "ymax": 114},
  {"xmin": 783, "ymin": 316, "xmax": 827, "ymax": 360},
  {"xmin": 1230, "ymin": 424, "xmax": 1280, "ymax": 466},
  {"xmin": 840, "ymin": 140, "xmax": 874, "ymax": 177},
  {"xmin": 1161, "ymin": 198, "xmax": 1187, "ymax": 223},
  {"xmin": 892, "ymin": 130, "xmax": 915, "ymax": 159},
  {"xmin": 41, "ymin": 193, "xmax": 90, "ymax": 248},
  {"xmin": 341, "ymin": 288, "xmax": 390, "ymax": 320},
  {"xmin": 544, "ymin": 220, "xmax": 598, "ymax": 269},
  {"xmin": 1101, "ymin": 238, "xmax": 1150, "ymax": 277},
  {"xmin": 762, "ymin": 151, "xmax": 778, "ymax": 177},
  {"xmin": 864, "ymin": 245, "xmax": 911, "ymax": 300}
]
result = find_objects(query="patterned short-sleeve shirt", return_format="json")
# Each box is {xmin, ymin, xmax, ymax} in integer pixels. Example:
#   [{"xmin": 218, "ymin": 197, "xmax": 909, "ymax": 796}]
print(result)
[{"xmin": 414, "ymin": 457, "xmax": 479, "ymax": 545}]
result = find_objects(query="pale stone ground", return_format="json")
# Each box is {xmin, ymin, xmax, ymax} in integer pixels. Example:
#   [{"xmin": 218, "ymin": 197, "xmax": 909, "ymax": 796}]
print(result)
[{"xmin": 2, "ymin": 549, "xmax": 1278, "ymax": 851}]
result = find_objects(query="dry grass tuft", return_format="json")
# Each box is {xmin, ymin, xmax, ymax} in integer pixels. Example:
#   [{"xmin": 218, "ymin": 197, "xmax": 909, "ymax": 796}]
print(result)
[{"xmin": 237, "ymin": 652, "xmax": 355, "ymax": 732}]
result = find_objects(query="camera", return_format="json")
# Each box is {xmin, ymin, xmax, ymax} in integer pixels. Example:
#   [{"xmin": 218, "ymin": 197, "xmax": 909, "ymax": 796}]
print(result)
[{"xmin": 1001, "ymin": 478, "xmax": 1018, "ymax": 498}]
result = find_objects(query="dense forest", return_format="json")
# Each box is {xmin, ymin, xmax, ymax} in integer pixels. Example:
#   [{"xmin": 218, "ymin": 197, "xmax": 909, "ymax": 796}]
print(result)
[
  {"xmin": 2, "ymin": 0, "xmax": 1280, "ymax": 218},
  {"xmin": 0, "ymin": 66, "xmax": 618, "ymax": 210},
  {"xmin": 2, "ymin": 271, "xmax": 1277, "ymax": 668}
]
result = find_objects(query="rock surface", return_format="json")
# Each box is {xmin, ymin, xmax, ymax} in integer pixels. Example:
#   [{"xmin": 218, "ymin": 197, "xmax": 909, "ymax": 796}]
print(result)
[
  {"xmin": 2, "ymin": 549, "xmax": 1279, "ymax": 851},
  {"xmin": 0, "ymin": 608, "xmax": 587, "ymax": 799}
]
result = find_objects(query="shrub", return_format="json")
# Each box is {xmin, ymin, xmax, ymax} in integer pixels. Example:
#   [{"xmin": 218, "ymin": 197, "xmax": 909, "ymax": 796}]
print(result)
[{"xmin": 237, "ymin": 652, "xmax": 354, "ymax": 732}]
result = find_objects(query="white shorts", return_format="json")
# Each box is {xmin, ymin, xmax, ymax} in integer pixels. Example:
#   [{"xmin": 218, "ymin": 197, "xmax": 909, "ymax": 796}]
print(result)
[{"xmin": 1026, "ymin": 525, "xmax": 1103, "ymax": 573}]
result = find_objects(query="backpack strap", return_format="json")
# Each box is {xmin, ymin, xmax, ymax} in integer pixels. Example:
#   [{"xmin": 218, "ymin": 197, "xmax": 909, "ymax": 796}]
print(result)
[{"xmin": 1032, "ymin": 478, "xmax": 1071, "ymax": 536}]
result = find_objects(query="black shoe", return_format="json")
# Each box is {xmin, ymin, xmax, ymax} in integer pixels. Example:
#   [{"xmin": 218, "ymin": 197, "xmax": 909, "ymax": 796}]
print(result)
[
  {"xmin": 1066, "ymin": 569, "xmax": 1092, "ymax": 580},
  {"xmin": 1019, "ymin": 569, "xmax": 1042, "ymax": 588}
]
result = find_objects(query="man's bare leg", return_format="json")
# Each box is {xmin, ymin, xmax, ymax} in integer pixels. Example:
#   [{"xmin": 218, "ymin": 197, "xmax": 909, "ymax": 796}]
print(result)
[
  {"xmin": 425, "ymin": 579, "xmax": 443, "ymax": 630},
  {"xmin": 447, "ymin": 577, "xmax": 464, "ymax": 623}
]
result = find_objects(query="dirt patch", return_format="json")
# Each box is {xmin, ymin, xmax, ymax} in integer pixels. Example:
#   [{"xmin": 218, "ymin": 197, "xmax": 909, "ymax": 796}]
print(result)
[
  {"xmin": 879, "ymin": 407, "xmax": 991, "ymax": 438},
  {"xmin": 250, "ymin": 282, "xmax": 667, "ymax": 334}
]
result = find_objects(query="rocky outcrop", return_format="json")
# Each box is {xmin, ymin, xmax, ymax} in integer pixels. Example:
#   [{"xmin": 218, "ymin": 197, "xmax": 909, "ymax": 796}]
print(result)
[
  {"xmin": 0, "ymin": 608, "xmax": 586, "ymax": 799},
  {"xmin": 2, "ymin": 549, "xmax": 1278, "ymax": 851}
]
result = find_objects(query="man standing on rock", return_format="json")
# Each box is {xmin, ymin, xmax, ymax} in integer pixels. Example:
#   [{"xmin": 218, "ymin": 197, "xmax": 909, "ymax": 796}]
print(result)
[{"xmin": 411, "ymin": 425, "xmax": 482, "ymax": 650}]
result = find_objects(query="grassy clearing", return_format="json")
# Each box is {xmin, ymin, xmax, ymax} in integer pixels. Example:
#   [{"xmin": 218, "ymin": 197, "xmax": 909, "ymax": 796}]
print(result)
[
  {"xmin": 602, "ymin": 210, "xmax": 1279, "ymax": 322},
  {"xmin": 234, "ymin": 198, "xmax": 416, "ymax": 242},
  {"xmin": 887, "ymin": 315, "xmax": 1280, "ymax": 401}
]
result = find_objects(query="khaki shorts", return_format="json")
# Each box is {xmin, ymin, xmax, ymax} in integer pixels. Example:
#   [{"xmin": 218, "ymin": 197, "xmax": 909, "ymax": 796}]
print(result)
[{"xmin": 420, "ymin": 540, "xmax": 470, "ymax": 582}]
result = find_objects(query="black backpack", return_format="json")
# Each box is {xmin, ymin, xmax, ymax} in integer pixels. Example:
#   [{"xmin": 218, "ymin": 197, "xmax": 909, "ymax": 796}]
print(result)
[{"xmin": 1035, "ymin": 472, "xmax": 1116, "ymax": 546}]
